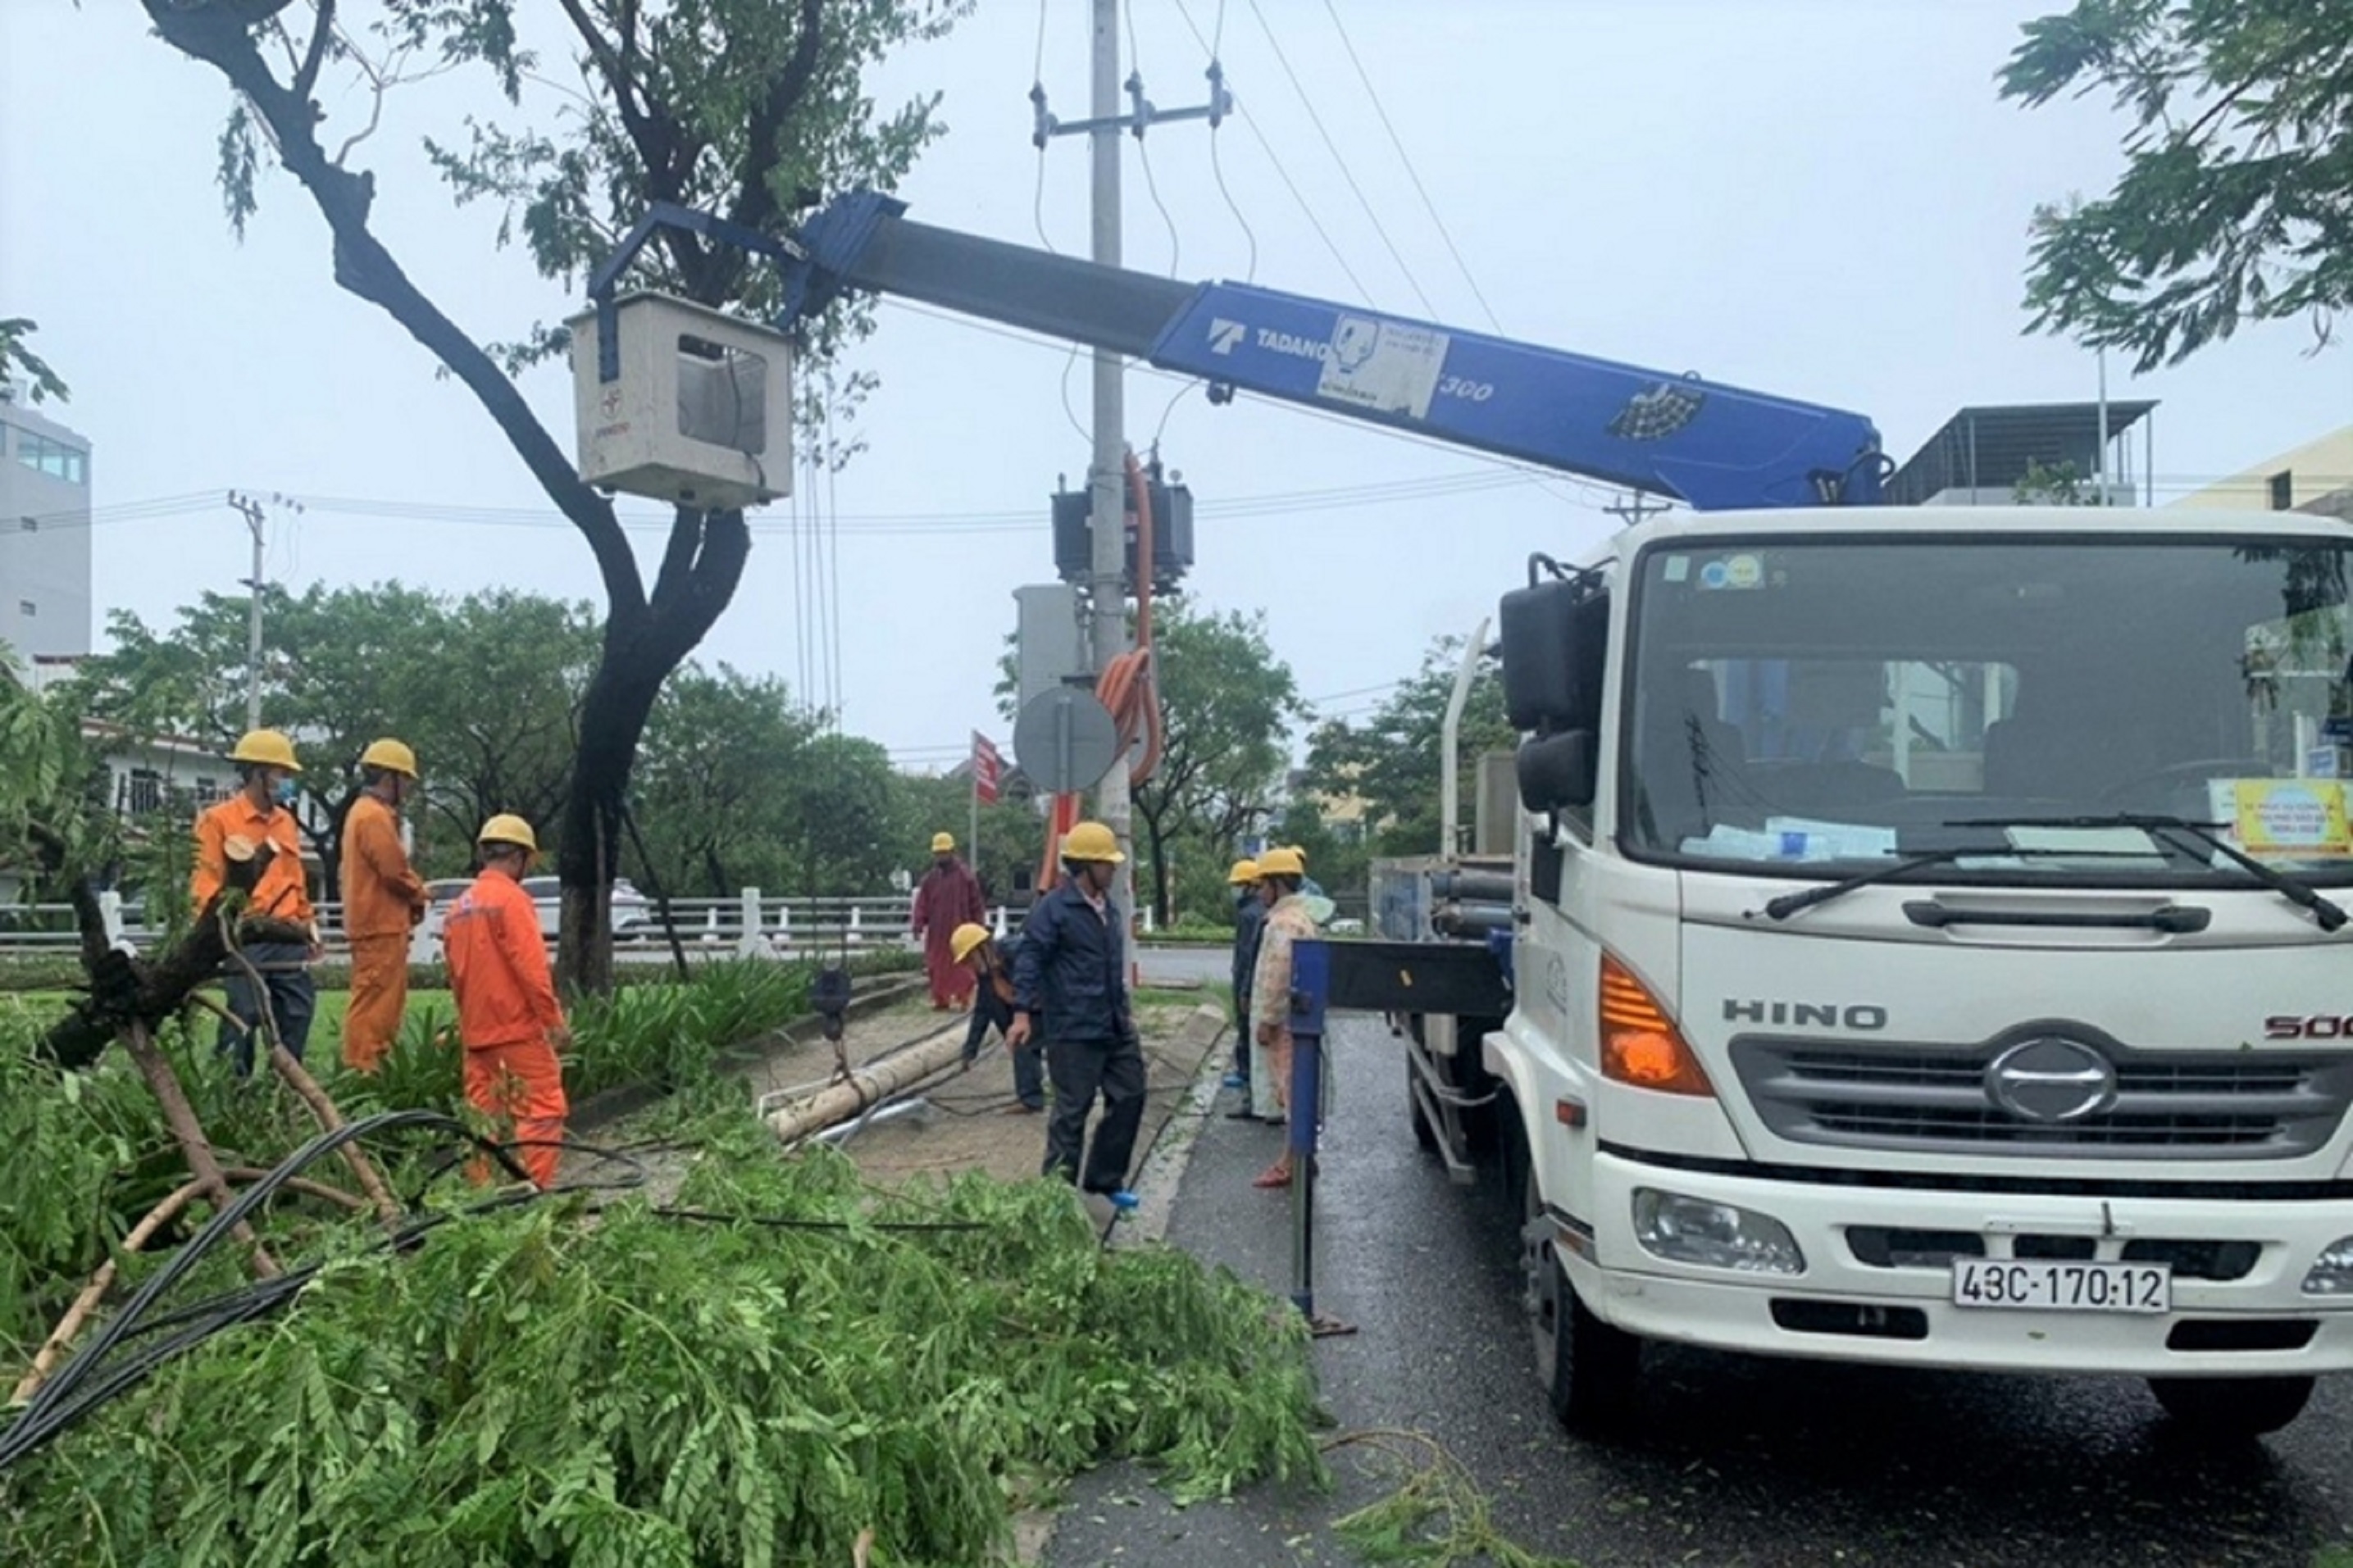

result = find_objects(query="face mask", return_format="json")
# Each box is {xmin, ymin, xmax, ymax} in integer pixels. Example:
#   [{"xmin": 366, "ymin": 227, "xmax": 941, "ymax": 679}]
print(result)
[{"xmin": 273, "ymin": 778, "xmax": 298, "ymax": 807}]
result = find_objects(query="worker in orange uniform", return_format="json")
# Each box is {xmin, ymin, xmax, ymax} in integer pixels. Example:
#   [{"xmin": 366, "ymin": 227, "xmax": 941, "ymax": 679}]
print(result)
[
  {"xmin": 440, "ymin": 814, "xmax": 569, "ymax": 1188},
  {"xmin": 910, "ymin": 831, "xmax": 985, "ymax": 1010},
  {"xmin": 337, "ymin": 738, "xmax": 428, "ymax": 1074},
  {"xmin": 192, "ymin": 729, "xmax": 319, "ymax": 1077}
]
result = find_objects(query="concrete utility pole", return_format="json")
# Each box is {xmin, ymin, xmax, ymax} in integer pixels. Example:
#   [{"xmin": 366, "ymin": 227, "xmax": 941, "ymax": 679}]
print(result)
[
  {"xmin": 227, "ymin": 491, "xmax": 267, "ymax": 731},
  {"xmin": 1086, "ymin": 0, "xmax": 1137, "ymax": 968}
]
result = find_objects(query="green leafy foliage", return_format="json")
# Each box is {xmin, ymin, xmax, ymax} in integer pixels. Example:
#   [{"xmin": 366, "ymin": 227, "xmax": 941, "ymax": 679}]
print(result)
[
  {"xmin": 1305, "ymin": 636, "xmax": 1513, "ymax": 871},
  {"xmin": 0, "ymin": 1007, "xmax": 330, "ymax": 1361},
  {"xmin": 0, "ymin": 319, "xmax": 68, "ymax": 405},
  {"xmin": 0, "ymin": 957, "xmax": 881, "ymax": 1361},
  {"xmin": 2002, "ymin": 0, "xmax": 2353, "ymax": 369},
  {"xmin": 71, "ymin": 584, "xmax": 599, "ymax": 889},
  {"xmin": 2012, "ymin": 457, "xmax": 2108, "ymax": 506},
  {"xmin": 142, "ymin": 0, "xmax": 979, "ymax": 994},
  {"xmin": 563, "ymin": 957, "xmax": 812, "ymax": 1100},
  {"xmin": 0, "ymin": 1129, "xmax": 1324, "ymax": 1565},
  {"xmin": 1332, "ymin": 1433, "xmax": 1582, "ymax": 1568}
]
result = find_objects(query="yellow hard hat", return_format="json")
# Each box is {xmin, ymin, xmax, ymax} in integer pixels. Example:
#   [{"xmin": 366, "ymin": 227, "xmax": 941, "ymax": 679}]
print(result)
[
  {"xmin": 949, "ymin": 922, "xmax": 991, "ymax": 964},
  {"xmin": 1061, "ymin": 820, "xmax": 1125, "ymax": 864},
  {"xmin": 358, "ymin": 737, "xmax": 419, "ymax": 778},
  {"xmin": 1227, "ymin": 858, "xmax": 1261, "ymax": 885},
  {"xmin": 228, "ymin": 729, "xmax": 301, "ymax": 772},
  {"xmin": 931, "ymin": 832, "xmax": 956, "ymax": 853},
  {"xmin": 1257, "ymin": 846, "xmax": 1306, "ymax": 878},
  {"xmin": 1286, "ymin": 844, "xmax": 1308, "ymax": 865},
  {"xmin": 476, "ymin": 813, "xmax": 539, "ymax": 855}
]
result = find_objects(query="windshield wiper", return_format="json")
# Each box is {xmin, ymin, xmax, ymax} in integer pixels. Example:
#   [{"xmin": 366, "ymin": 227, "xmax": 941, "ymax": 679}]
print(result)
[
  {"xmin": 1755, "ymin": 848, "xmax": 1996, "ymax": 922},
  {"xmin": 1946, "ymin": 813, "xmax": 2350, "ymax": 934}
]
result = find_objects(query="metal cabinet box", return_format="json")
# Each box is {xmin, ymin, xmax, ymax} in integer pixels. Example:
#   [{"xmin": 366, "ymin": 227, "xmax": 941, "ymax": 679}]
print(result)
[{"xmin": 567, "ymin": 292, "xmax": 792, "ymax": 511}]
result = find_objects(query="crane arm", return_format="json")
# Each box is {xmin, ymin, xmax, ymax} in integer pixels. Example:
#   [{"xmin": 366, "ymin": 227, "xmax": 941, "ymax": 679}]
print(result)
[{"xmin": 778, "ymin": 191, "xmax": 1885, "ymax": 509}]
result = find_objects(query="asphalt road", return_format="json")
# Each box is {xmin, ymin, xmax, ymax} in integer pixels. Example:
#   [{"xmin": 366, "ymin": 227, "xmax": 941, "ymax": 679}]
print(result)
[
  {"xmin": 1046, "ymin": 1014, "xmax": 2353, "ymax": 1568},
  {"xmin": 1136, "ymin": 944, "xmax": 1228, "ymax": 988}
]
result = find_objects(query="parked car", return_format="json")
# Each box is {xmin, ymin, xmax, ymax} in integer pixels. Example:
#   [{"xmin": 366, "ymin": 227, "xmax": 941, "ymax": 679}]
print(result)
[
  {"xmin": 419, "ymin": 875, "xmax": 649, "ymax": 942},
  {"xmin": 416, "ymin": 878, "xmax": 475, "ymax": 943},
  {"xmin": 521, "ymin": 875, "xmax": 650, "ymax": 939}
]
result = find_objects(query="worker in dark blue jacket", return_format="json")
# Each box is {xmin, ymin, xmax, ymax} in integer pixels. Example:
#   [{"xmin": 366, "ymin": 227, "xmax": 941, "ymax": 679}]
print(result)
[
  {"xmin": 1226, "ymin": 858, "xmax": 1265, "ymax": 1103},
  {"xmin": 1008, "ymin": 821, "xmax": 1144, "ymax": 1208},
  {"xmin": 952, "ymin": 922, "xmax": 1045, "ymax": 1112}
]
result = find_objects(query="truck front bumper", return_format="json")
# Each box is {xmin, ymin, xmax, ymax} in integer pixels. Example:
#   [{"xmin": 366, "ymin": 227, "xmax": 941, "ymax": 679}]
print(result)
[{"xmin": 1566, "ymin": 1149, "xmax": 2353, "ymax": 1378}]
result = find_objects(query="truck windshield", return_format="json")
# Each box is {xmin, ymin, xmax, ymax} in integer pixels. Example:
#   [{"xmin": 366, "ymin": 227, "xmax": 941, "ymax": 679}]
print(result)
[{"xmin": 1624, "ymin": 535, "xmax": 2353, "ymax": 886}]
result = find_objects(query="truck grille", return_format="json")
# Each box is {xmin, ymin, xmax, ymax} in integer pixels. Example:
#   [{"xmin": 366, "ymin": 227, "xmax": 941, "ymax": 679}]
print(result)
[{"xmin": 1732, "ymin": 1037, "xmax": 2353, "ymax": 1161}]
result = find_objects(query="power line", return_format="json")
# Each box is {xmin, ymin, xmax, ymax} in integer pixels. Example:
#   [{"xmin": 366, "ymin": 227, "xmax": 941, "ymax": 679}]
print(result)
[
  {"xmin": 1124, "ymin": 0, "xmax": 1183, "ymax": 280},
  {"xmin": 1315, "ymin": 0, "xmax": 1504, "ymax": 334},
  {"xmin": 1241, "ymin": 0, "xmax": 1442, "ymax": 319},
  {"xmin": 872, "ymin": 294, "xmax": 1609, "ymax": 503},
  {"xmin": 1168, "ymin": 0, "xmax": 1373, "ymax": 301}
]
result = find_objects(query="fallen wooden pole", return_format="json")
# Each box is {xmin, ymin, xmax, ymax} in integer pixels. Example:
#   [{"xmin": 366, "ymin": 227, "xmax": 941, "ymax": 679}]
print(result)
[{"xmin": 763, "ymin": 1026, "xmax": 968, "ymax": 1146}]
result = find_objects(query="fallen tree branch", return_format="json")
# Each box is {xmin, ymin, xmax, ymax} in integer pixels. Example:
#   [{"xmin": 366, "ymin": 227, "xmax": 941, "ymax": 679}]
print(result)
[
  {"xmin": 8, "ymin": 1175, "xmax": 207, "ymax": 1404},
  {"xmin": 10, "ymin": 1163, "xmax": 371, "ymax": 1403},
  {"xmin": 204, "ymin": 938, "xmax": 404, "ymax": 1231},
  {"xmin": 119, "ymin": 1022, "xmax": 279, "ymax": 1281}
]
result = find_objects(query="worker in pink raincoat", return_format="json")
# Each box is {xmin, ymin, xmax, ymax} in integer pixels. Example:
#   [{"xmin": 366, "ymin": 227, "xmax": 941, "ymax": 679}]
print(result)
[{"xmin": 910, "ymin": 832, "xmax": 986, "ymax": 1010}]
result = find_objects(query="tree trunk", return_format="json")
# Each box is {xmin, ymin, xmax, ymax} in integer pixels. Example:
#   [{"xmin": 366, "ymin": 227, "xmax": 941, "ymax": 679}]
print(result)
[
  {"xmin": 555, "ymin": 513, "xmax": 750, "ymax": 994},
  {"xmin": 1139, "ymin": 804, "xmax": 1174, "ymax": 928},
  {"xmin": 136, "ymin": 2, "xmax": 754, "ymax": 1002}
]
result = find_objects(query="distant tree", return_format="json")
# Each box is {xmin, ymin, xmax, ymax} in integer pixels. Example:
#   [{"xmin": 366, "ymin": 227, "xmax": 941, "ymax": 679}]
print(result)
[
  {"xmin": 71, "ymin": 584, "xmax": 598, "ymax": 892},
  {"xmin": 1307, "ymin": 637, "xmax": 1513, "ymax": 860},
  {"xmin": 626, "ymin": 665, "xmax": 818, "ymax": 898},
  {"xmin": 1126, "ymin": 606, "xmax": 1304, "ymax": 927},
  {"xmin": 2002, "ymin": 1, "xmax": 2353, "ymax": 369},
  {"xmin": 885, "ymin": 770, "xmax": 1040, "ymax": 907},
  {"xmin": 1274, "ymin": 796, "xmax": 1369, "ymax": 907},
  {"xmin": 138, "ymin": 0, "xmax": 969, "ymax": 992},
  {"xmin": 994, "ymin": 604, "xmax": 1304, "ymax": 925},
  {"xmin": 0, "ymin": 319, "xmax": 68, "ymax": 404},
  {"xmin": 2012, "ymin": 457, "xmax": 2104, "ymax": 506},
  {"xmin": 780, "ymin": 733, "xmax": 901, "ymax": 898}
]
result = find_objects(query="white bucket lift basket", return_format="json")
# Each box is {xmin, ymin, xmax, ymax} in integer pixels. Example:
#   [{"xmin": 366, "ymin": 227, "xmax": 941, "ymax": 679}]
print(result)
[{"xmin": 567, "ymin": 291, "xmax": 792, "ymax": 511}]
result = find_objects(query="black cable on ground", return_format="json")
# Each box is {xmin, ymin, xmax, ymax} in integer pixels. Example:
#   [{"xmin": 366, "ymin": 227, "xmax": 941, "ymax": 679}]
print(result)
[{"xmin": 0, "ymin": 1110, "xmax": 522, "ymax": 1471}]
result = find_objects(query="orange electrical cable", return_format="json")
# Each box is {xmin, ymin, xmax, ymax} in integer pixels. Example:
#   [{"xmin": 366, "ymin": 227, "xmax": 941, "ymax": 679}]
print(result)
[{"xmin": 1033, "ymin": 452, "xmax": 1167, "ymax": 895}]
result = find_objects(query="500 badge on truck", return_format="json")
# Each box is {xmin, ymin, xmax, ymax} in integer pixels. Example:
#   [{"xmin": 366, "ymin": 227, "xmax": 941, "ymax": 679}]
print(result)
[{"xmin": 2265, "ymin": 1016, "xmax": 2353, "ymax": 1039}]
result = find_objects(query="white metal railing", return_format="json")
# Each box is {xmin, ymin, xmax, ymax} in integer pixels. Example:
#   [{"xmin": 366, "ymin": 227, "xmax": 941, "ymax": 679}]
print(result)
[{"xmin": 0, "ymin": 889, "xmax": 1081, "ymax": 963}]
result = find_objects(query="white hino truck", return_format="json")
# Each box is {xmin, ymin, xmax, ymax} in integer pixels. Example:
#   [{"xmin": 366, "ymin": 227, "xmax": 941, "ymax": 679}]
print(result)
[
  {"xmin": 730, "ymin": 189, "xmax": 2353, "ymax": 1438},
  {"xmin": 1457, "ymin": 511, "xmax": 2353, "ymax": 1439}
]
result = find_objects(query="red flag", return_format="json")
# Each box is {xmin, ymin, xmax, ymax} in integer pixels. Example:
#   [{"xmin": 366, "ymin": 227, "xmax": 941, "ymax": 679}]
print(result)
[{"xmin": 972, "ymin": 731, "xmax": 1003, "ymax": 805}]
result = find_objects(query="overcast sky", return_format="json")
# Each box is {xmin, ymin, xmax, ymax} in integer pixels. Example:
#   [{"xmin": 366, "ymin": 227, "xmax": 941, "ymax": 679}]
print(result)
[{"xmin": 7, "ymin": 0, "xmax": 2352, "ymax": 775}]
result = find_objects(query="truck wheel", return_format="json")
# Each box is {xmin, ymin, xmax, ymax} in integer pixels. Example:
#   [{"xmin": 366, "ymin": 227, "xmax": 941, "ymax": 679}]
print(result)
[
  {"xmin": 1518, "ymin": 1130, "xmax": 1639, "ymax": 1433},
  {"xmin": 2146, "ymin": 1375, "xmax": 2314, "ymax": 1438}
]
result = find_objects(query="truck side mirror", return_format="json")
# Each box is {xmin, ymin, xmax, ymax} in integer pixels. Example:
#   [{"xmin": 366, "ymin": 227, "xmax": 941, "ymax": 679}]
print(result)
[
  {"xmin": 1500, "ymin": 578, "xmax": 1609, "ymax": 734},
  {"xmin": 1500, "ymin": 579, "xmax": 1582, "ymax": 732},
  {"xmin": 1518, "ymin": 729, "xmax": 1597, "ymax": 813}
]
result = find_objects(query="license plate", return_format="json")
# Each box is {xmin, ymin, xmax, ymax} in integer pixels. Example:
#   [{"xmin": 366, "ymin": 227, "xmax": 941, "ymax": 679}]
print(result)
[{"xmin": 1950, "ymin": 1258, "xmax": 2172, "ymax": 1314}]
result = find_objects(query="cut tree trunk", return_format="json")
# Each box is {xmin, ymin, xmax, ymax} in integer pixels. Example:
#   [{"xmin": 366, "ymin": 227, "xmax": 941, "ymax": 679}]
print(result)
[{"xmin": 41, "ymin": 836, "xmax": 275, "ymax": 1070}]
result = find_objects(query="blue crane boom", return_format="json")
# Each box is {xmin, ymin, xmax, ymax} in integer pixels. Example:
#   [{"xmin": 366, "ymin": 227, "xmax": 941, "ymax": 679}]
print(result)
[{"xmin": 770, "ymin": 191, "xmax": 1886, "ymax": 509}]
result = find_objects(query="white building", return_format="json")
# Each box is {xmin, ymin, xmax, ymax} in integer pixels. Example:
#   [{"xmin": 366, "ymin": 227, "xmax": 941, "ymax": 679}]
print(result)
[
  {"xmin": 2173, "ymin": 424, "xmax": 2353, "ymax": 517},
  {"xmin": 0, "ymin": 390, "xmax": 93, "ymax": 659}
]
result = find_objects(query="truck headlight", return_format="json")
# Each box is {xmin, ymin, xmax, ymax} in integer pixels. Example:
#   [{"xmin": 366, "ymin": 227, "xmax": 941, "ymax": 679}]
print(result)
[
  {"xmin": 2302, "ymin": 1235, "xmax": 2353, "ymax": 1296},
  {"xmin": 1632, "ymin": 1188, "xmax": 1806, "ymax": 1275}
]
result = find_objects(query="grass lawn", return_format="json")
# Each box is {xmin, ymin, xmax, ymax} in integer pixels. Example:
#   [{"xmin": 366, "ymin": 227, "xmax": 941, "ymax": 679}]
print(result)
[{"xmin": 2, "ymin": 985, "xmax": 456, "ymax": 1065}]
